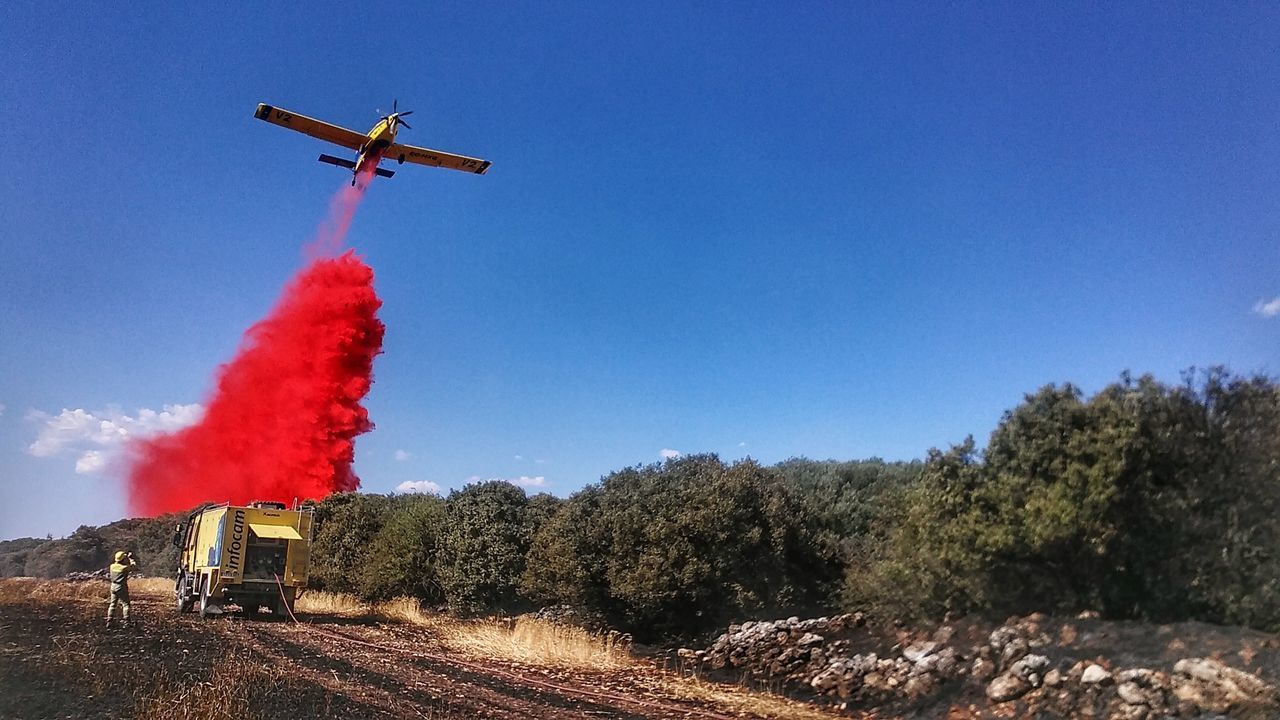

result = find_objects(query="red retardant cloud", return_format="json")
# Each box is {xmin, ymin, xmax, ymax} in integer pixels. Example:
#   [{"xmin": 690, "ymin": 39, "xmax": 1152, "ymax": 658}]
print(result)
[{"xmin": 127, "ymin": 251, "xmax": 385, "ymax": 515}]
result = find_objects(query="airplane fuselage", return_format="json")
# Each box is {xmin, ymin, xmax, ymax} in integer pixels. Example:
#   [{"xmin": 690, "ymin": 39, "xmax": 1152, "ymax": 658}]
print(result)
[{"xmin": 355, "ymin": 118, "xmax": 399, "ymax": 176}]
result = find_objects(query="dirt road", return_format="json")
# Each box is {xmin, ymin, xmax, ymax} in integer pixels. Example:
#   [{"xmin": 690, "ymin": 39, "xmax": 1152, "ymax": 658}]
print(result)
[{"xmin": 0, "ymin": 580, "xmax": 840, "ymax": 720}]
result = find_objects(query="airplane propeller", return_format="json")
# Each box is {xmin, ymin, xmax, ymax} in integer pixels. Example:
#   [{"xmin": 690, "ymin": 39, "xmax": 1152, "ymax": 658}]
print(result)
[{"xmin": 380, "ymin": 99, "xmax": 413, "ymax": 130}]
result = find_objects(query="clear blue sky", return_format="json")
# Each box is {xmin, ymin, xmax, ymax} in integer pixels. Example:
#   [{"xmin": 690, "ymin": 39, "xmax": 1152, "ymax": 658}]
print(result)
[{"xmin": 2, "ymin": 3, "xmax": 1277, "ymax": 539}]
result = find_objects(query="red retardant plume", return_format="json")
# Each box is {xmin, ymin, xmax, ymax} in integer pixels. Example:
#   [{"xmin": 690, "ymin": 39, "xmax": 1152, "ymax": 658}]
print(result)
[{"xmin": 126, "ymin": 251, "xmax": 385, "ymax": 515}]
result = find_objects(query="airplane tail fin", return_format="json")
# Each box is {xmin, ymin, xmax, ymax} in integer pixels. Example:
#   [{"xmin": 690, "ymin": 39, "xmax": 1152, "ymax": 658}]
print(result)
[{"xmin": 318, "ymin": 154, "xmax": 357, "ymax": 169}]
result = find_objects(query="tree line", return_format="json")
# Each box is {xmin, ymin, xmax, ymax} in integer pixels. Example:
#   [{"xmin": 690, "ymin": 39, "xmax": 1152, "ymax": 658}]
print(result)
[
  {"xmin": 5, "ymin": 368, "xmax": 1277, "ymax": 642},
  {"xmin": 846, "ymin": 369, "xmax": 1280, "ymax": 631},
  {"xmin": 306, "ymin": 369, "xmax": 1279, "ymax": 640}
]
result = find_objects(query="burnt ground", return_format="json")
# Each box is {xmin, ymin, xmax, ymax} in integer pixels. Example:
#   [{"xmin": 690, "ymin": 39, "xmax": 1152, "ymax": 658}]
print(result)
[
  {"xmin": 0, "ymin": 580, "xmax": 840, "ymax": 720},
  {"xmin": 7, "ymin": 580, "xmax": 1278, "ymax": 720}
]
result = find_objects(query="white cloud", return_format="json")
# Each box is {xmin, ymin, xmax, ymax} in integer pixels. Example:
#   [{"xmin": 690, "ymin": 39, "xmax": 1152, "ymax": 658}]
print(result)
[
  {"xmin": 660, "ymin": 448, "xmax": 682, "ymax": 459},
  {"xmin": 738, "ymin": 441, "xmax": 747, "ymax": 447},
  {"xmin": 27, "ymin": 404, "xmax": 203, "ymax": 475},
  {"xmin": 395, "ymin": 480, "xmax": 441, "ymax": 495},
  {"xmin": 0, "ymin": 403, "xmax": 6, "ymax": 417},
  {"xmin": 514, "ymin": 454, "xmax": 524, "ymax": 461},
  {"xmin": 394, "ymin": 449, "xmax": 411, "ymax": 461},
  {"xmin": 75, "ymin": 451, "xmax": 107, "ymax": 475},
  {"xmin": 1253, "ymin": 296, "xmax": 1280, "ymax": 318}
]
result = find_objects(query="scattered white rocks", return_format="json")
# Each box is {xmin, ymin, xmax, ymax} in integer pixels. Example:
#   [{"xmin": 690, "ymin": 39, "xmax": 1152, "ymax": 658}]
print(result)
[
  {"xmin": 1081, "ymin": 663, "xmax": 1112, "ymax": 684},
  {"xmin": 1034, "ymin": 656, "xmax": 1275, "ymax": 718},
  {"xmin": 705, "ymin": 613, "xmax": 965, "ymax": 704},
  {"xmin": 702, "ymin": 612, "xmax": 1279, "ymax": 718},
  {"xmin": 64, "ymin": 569, "xmax": 111, "ymax": 581},
  {"xmin": 1171, "ymin": 657, "xmax": 1276, "ymax": 716}
]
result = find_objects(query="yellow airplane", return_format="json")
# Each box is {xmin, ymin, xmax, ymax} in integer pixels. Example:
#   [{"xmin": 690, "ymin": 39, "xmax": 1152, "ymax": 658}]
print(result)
[{"xmin": 254, "ymin": 100, "xmax": 490, "ymax": 185}]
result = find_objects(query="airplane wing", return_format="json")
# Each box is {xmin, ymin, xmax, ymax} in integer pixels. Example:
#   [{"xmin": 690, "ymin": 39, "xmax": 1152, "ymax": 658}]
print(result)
[
  {"xmin": 254, "ymin": 103, "xmax": 366, "ymax": 151},
  {"xmin": 382, "ymin": 142, "xmax": 491, "ymax": 175}
]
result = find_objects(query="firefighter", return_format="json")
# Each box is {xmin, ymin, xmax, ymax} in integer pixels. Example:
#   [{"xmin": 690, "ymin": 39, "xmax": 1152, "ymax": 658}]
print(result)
[{"xmin": 106, "ymin": 550, "xmax": 136, "ymax": 628}]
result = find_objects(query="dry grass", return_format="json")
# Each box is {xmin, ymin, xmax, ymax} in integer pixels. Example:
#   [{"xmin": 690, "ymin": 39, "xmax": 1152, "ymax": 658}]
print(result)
[
  {"xmin": 0, "ymin": 577, "xmax": 48, "ymax": 602},
  {"xmin": 381, "ymin": 596, "xmax": 444, "ymax": 623},
  {"xmin": 4, "ymin": 577, "xmax": 104, "ymax": 602},
  {"xmin": 131, "ymin": 576, "xmax": 175, "ymax": 594},
  {"xmin": 371, "ymin": 598, "xmax": 634, "ymax": 670},
  {"xmin": 0, "ymin": 579, "xmax": 357, "ymax": 720},
  {"xmin": 0, "ymin": 576, "xmax": 172, "ymax": 603},
  {"xmin": 657, "ymin": 674, "xmax": 841, "ymax": 720},
  {"xmin": 294, "ymin": 592, "xmax": 633, "ymax": 670},
  {"xmin": 294, "ymin": 590, "xmax": 368, "ymax": 616},
  {"xmin": 436, "ymin": 616, "xmax": 634, "ymax": 670},
  {"xmin": 134, "ymin": 655, "xmax": 262, "ymax": 720},
  {"xmin": 133, "ymin": 649, "xmax": 357, "ymax": 720}
]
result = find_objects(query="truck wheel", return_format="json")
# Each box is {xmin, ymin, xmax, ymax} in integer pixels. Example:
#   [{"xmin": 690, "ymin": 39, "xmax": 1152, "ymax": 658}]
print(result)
[
  {"xmin": 175, "ymin": 573, "xmax": 194, "ymax": 613},
  {"xmin": 198, "ymin": 576, "xmax": 212, "ymax": 618}
]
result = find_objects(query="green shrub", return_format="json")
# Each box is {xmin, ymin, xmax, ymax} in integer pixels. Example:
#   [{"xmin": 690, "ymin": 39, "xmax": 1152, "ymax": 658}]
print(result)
[
  {"xmin": 849, "ymin": 370, "xmax": 1280, "ymax": 629},
  {"xmin": 524, "ymin": 455, "xmax": 839, "ymax": 640},
  {"xmin": 357, "ymin": 493, "xmax": 447, "ymax": 603},
  {"xmin": 437, "ymin": 481, "xmax": 538, "ymax": 615},
  {"xmin": 309, "ymin": 493, "xmax": 392, "ymax": 594}
]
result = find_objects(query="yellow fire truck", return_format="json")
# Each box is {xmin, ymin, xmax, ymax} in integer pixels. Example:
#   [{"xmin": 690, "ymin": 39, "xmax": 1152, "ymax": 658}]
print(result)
[{"xmin": 172, "ymin": 502, "xmax": 312, "ymax": 618}]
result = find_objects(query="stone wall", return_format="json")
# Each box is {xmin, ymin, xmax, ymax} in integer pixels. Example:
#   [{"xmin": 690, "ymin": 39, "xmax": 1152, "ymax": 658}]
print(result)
[{"xmin": 693, "ymin": 612, "xmax": 1279, "ymax": 718}]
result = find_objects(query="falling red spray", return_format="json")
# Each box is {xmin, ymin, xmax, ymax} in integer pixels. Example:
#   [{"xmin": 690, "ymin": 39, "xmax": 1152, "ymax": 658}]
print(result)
[
  {"xmin": 307, "ymin": 156, "xmax": 380, "ymax": 259},
  {"xmin": 127, "ymin": 167, "xmax": 385, "ymax": 515}
]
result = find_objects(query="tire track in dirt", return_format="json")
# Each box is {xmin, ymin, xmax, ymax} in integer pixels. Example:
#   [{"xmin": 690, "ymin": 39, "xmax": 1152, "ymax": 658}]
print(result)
[
  {"xmin": 240, "ymin": 620, "xmax": 637, "ymax": 718},
  {"xmin": 239, "ymin": 616, "xmax": 736, "ymax": 719}
]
